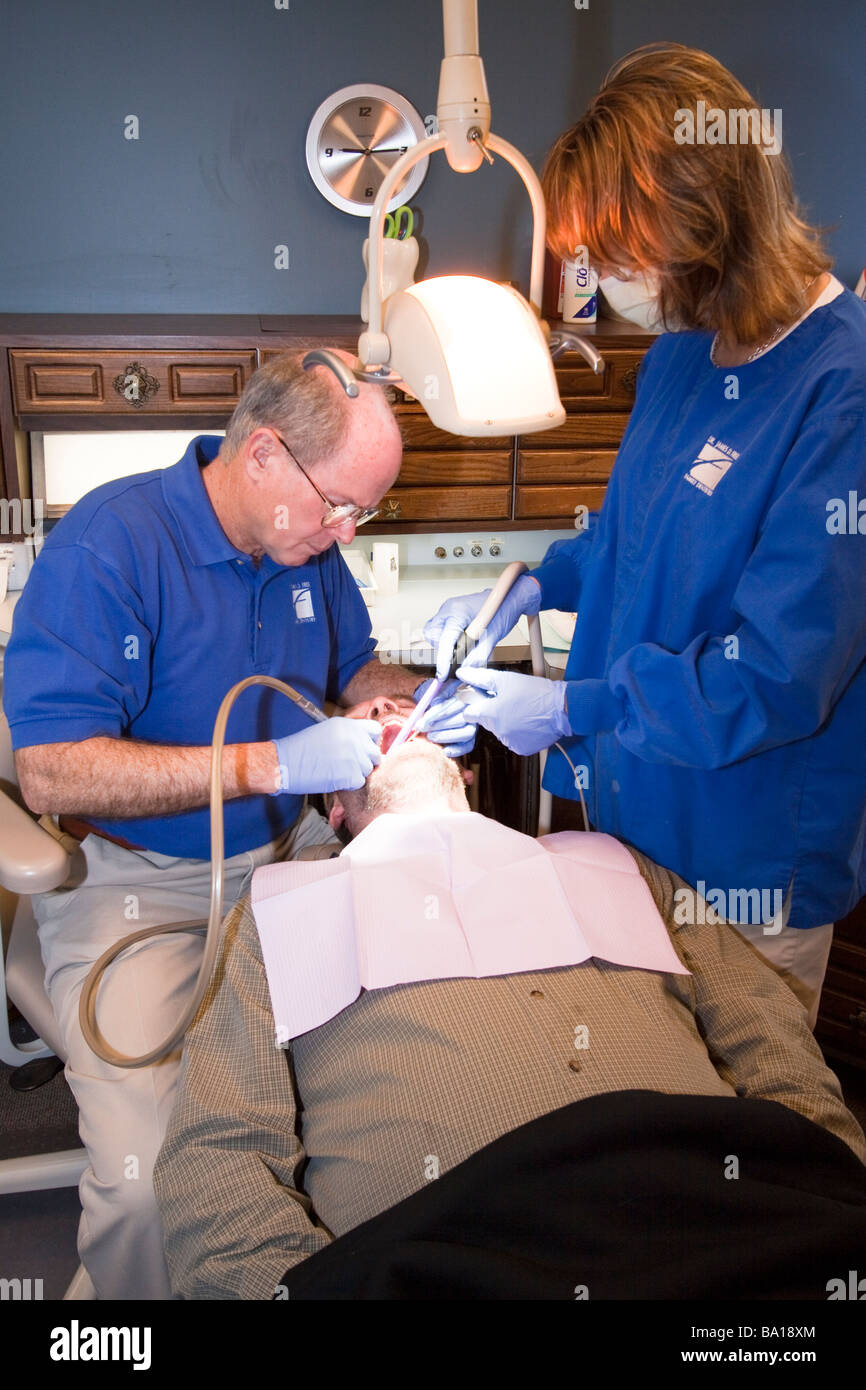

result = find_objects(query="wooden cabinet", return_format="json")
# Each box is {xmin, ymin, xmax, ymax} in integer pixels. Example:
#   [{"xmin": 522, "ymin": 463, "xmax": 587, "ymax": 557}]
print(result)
[
  {"xmin": 378, "ymin": 447, "xmax": 512, "ymax": 522},
  {"xmin": 10, "ymin": 350, "xmax": 256, "ymax": 415},
  {"xmin": 376, "ymin": 484, "xmax": 513, "ymax": 524},
  {"xmin": 377, "ymin": 397, "xmax": 514, "ymax": 523},
  {"xmin": 545, "ymin": 348, "xmax": 643, "ymax": 413},
  {"xmin": 0, "ymin": 314, "xmax": 653, "ymax": 535},
  {"xmin": 513, "ymin": 345, "xmax": 642, "ymax": 527}
]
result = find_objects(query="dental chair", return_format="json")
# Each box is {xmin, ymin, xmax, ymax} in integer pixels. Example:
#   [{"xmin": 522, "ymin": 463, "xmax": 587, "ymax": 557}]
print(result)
[{"xmin": 0, "ymin": 708, "xmax": 95, "ymax": 1299}]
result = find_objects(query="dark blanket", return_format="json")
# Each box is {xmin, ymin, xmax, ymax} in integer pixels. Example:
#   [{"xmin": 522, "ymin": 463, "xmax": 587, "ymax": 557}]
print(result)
[{"xmin": 279, "ymin": 1090, "xmax": 866, "ymax": 1300}]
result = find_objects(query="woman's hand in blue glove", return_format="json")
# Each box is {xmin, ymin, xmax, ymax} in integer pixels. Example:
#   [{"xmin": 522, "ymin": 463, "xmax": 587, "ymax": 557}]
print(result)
[
  {"xmin": 460, "ymin": 574, "xmax": 543, "ymax": 670},
  {"xmin": 422, "ymin": 574, "xmax": 543, "ymax": 678},
  {"xmin": 422, "ymin": 589, "xmax": 492, "ymax": 680},
  {"xmin": 412, "ymin": 677, "xmax": 476, "ymax": 758},
  {"xmin": 454, "ymin": 667, "xmax": 572, "ymax": 756},
  {"xmin": 271, "ymin": 719, "xmax": 382, "ymax": 794}
]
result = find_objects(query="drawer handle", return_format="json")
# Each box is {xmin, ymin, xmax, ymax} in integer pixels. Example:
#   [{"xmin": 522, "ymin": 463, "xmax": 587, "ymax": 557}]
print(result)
[
  {"xmin": 848, "ymin": 1009, "xmax": 866, "ymax": 1029},
  {"xmin": 382, "ymin": 498, "xmax": 403, "ymax": 520},
  {"xmin": 621, "ymin": 366, "xmax": 638, "ymax": 397},
  {"xmin": 113, "ymin": 362, "xmax": 160, "ymax": 408}
]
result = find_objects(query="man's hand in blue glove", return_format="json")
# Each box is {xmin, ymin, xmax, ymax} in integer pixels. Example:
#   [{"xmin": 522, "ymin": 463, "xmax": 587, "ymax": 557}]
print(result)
[
  {"xmin": 422, "ymin": 574, "xmax": 543, "ymax": 678},
  {"xmin": 454, "ymin": 667, "xmax": 572, "ymax": 757},
  {"xmin": 271, "ymin": 719, "xmax": 382, "ymax": 795},
  {"xmin": 412, "ymin": 677, "xmax": 476, "ymax": 758}
]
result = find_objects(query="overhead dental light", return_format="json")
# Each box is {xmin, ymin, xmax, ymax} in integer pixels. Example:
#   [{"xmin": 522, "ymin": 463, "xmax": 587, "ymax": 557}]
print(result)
[{"xmin": 304, "ymin": 0, "xmax": 603, "ymax": 436}]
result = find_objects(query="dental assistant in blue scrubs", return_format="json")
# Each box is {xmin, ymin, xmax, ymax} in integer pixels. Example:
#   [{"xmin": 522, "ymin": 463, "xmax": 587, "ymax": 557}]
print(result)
[{"xmin": 421, "ymin": 44, "xmax": 866, "ymax": 1024}]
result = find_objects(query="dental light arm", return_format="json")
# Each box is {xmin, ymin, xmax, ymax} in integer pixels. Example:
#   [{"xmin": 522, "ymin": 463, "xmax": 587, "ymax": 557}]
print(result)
[
  {"xmin": 548, "ymin": 329, "xmax": 606, "ymax": 375},
  {"xmin": 359, "ymin": 134, "xmax": 547, "ymax": 366},
  {"xmin": 355, "ymin": 0, "xmax": 573, "ymax": 437},
  {"xmin": 300, "ymin": 350, "xmax": 361, "ymax": 396},
  {"xmin": 305, "ymin": 3, "xmax": 600, "ymax": 432}
]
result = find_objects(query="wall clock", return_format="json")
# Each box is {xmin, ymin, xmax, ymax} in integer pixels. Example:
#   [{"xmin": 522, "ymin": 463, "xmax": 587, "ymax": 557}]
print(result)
[{"xmin": 306, "ymin": 84, "xmax": 429, "ymax": 217}]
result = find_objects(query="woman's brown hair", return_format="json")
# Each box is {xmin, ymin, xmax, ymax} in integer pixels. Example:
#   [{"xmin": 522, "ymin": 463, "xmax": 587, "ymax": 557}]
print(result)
[{"xmin": 542, "ymin": 43, "xmax": 832, "ymax": 343}]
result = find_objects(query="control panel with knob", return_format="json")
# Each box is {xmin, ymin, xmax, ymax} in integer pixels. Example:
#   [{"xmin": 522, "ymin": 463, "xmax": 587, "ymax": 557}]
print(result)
[{"xmin": 428, "ymin": 536, "xmax": 509, "ymax": 562}]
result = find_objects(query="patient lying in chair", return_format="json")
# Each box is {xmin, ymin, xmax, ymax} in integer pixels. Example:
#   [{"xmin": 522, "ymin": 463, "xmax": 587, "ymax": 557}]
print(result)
[{"xmin": 153, "ymin": 695, "xmax": 866, "ymax": 1300}]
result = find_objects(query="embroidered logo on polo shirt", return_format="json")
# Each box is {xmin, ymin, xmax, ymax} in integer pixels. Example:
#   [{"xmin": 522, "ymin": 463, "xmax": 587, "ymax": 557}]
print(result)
[
  {"xmin": 292, "ymin": 584, "xmax": 315, "ymax": 623},
  {"xmin": 684, "ymin": 436, "xmax": 740, "ymax": 495}
]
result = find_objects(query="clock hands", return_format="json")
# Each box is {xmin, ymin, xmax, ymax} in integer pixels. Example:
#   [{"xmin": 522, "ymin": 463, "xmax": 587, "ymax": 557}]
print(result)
[{"xmin": 338, "ymin": 147, "xmax": 408, "ymax": 155}]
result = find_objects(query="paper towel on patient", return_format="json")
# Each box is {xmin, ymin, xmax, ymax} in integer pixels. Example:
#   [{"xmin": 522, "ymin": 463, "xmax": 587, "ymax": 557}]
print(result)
[{"xmin": 251, "ymin": 812, "xmax": 688, "ymax": 1041}]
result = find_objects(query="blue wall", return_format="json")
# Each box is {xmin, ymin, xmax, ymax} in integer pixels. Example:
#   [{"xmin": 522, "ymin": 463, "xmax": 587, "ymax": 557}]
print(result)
[{"xmin": 0, "ymin": 0, "xmax": 862, "ymax": 313}]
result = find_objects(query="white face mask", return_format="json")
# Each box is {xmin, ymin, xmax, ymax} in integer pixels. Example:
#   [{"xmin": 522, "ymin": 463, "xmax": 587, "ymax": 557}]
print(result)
[{"xmin": 597, "ymin": 269, "xmax": 670, "ymax": 333}]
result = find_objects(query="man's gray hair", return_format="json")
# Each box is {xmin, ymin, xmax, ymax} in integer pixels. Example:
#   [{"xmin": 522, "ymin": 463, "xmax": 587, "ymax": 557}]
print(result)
[{"xmin": 222, "ymin": 351, "xmax": 350, "ymax": 466}]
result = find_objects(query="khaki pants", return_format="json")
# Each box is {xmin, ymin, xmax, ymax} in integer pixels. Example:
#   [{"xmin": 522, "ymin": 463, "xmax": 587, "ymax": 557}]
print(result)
[{"xmin": 34, "ymin": 804, "xmax": 340, "ymax": 1301}]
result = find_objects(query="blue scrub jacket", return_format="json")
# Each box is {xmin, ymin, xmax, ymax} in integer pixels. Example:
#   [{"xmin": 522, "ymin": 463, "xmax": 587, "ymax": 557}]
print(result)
[{"xmin": 534, "ymin": 288, "xmax": 866, "ymax": 929}]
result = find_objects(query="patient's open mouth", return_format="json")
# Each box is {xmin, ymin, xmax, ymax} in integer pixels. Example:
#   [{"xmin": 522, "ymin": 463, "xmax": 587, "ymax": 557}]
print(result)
[{"xmin": 379, "ymin": 717, "xmax": 420, "ymax": 756}]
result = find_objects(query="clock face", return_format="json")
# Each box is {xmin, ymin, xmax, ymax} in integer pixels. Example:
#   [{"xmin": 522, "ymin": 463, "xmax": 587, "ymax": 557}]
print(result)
[{"xmin": 306, "ymin": 84, "xmax": 429, "ymax": 216}]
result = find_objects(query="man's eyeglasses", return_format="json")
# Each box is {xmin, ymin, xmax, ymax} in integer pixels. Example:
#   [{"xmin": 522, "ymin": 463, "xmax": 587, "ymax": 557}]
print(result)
[{"xmin": 272, "ymin": 431, "xmax": 379, "ymax": 529}]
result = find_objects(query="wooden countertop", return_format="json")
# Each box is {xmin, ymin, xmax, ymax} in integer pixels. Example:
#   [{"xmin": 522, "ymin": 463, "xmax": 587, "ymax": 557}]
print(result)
[{"xmin": 0, "ymin": 314, "xmax": 655, "ymax": 350}]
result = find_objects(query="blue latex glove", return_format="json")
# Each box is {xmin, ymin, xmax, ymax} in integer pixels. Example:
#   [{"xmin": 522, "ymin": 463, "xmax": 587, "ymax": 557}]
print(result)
[
  {"xmin": 271, "ymin": 719, "xmax": 382, "ymax": 794},
  {"xmin": 454, "ymin": 666, "xmax": 572, "ymax": 756},
  {"xmin": 422, "ymin": 574, "xmax": 543, "ymax": 679},
  {"xmin": 412, "ymin": 677, "xmax": 476, "ymax": 758}
]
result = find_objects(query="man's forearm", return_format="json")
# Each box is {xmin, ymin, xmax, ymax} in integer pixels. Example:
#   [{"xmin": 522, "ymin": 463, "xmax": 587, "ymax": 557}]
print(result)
[
  {"xmin": 15, "ymin": 736, "xmax": 280, "ymax": 819},
  {"xmin": 339, "ymin": 657, "xmax": 423, "ymax": 707},
  {"xmin": 19, "ymin": 657, "xmax": 424, "ymax": 818}
]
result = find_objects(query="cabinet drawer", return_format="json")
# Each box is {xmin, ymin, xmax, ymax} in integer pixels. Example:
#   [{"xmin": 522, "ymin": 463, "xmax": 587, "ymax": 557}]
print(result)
[
  {"xmin": 377, "ymin": 486, "xmax": 511, "ymax": 523},
  {"xmin": 395, "ymin": 406, "xmax": 511, "ymax": 451},
  {"xmin": 11, "ymin": 350, "xmax": 256, "ymax": 413},
  {"xmin": 517, "ymin": 449, "xmax": 617, "ymax": 484},
  {"xmin": 555, "ymin": 349, "xmax": 644, "ymax": 409},
  {"xmin": 515, "ymin": 484, "xmax": 608, "ymax": 521},
  {"xmin": 397, "ymin": 451, "xmax": 513, "ymax": 486},
  {"xmin": 520, "ymin": 413, "xmax": 629, "ymax": 450}
]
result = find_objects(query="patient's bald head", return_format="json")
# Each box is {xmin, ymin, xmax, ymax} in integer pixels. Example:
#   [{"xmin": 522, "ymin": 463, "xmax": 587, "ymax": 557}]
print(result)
[{"xmin": 328, "ymin": 695, "xmax": 470, "ymax": 837}]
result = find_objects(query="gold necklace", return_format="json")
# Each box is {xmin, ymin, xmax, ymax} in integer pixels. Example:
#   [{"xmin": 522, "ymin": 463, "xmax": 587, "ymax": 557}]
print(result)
[{"xmin": 710, "ymin": 277, "xmax": 820, "ymax": 367}]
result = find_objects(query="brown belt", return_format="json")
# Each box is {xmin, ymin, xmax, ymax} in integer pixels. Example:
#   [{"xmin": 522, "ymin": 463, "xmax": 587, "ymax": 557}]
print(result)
[{"xmin": 58, "ymin": 815, "xmax": 146, "ymax": 853}]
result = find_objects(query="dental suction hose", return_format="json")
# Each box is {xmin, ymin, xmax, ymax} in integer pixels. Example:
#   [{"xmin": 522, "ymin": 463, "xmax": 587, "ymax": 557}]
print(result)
[{"xmin": 78, "ymin": 676, "xmax": 327, "ymax": 1068}]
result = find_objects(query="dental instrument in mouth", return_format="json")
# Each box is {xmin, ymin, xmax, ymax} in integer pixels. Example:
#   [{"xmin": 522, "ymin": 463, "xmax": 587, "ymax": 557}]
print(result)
[
  {"xmin": 386, "ymin": 561, "xmax": 543, "ymax": 760},
  {"xmin": 383, "ymin": 677, "xmax": 443, "ymax": 757},
  {"xmin": 382, "ymin": 624, "xmax": 477, "ymax": 758}
]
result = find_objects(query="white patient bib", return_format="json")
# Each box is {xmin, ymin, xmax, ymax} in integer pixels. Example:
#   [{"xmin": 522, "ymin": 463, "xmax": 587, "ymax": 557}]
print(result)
[{"xmin": 251, "ymin": 812, "xmax": 688, "ymax": 1041}]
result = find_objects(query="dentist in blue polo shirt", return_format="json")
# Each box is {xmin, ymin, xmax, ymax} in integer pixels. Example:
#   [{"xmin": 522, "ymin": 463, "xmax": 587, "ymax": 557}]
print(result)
[
  {"xmin": 2, "ymin": 350, "xmax": 425, "ymax": 1300},
  {"xmin": 422, "ymin": 45, "xmax": 866, "ymax": 1027}
]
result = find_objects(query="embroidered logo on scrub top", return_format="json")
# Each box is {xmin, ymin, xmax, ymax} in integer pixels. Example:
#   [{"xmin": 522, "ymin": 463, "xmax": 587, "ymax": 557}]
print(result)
[
  {"xmin": 684, "ymin": 436, "xmax": 740, "ymax": 496},
  {"xmin": 292, "ymin": 584, "xmax": 316, "ymax": 623}
]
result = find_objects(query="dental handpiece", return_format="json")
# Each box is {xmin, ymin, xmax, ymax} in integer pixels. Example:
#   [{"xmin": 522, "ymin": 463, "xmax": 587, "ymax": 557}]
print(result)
[
  {"xmin": 384, "ymin": 562, "xmax": 532, "ymax": 760},
  {"xmin": 383, "ymin": 630, "xmax": 474, "ymax": 757},
  {"xmin": 291, "ymin": 692, "xmax": 329, "ymax": 724},
  {"xmin": 384, "ymin": 675, "xmax": 444, "ymax": 756}
]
